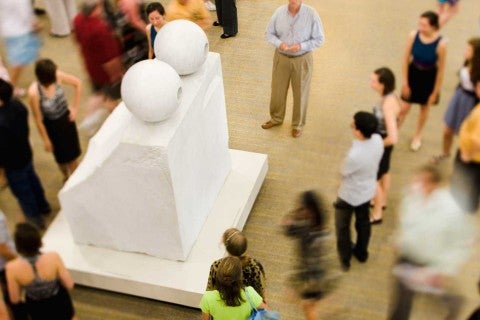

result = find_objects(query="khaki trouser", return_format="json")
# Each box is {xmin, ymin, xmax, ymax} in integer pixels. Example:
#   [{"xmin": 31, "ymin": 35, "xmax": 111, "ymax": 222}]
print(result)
[{"xmin": 269, "ymin": 50, "xmax": 313, "ymax": 130}]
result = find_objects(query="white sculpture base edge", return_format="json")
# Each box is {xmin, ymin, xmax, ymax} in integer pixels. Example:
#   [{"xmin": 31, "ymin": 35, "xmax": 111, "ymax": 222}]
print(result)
[{"xmin": 42, "ymin": 149, "xmax": 268, "ymax": 308}]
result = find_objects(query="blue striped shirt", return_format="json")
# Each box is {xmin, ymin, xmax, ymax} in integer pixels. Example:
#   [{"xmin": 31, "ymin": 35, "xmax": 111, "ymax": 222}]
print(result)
[{"xmin": 265, "ymin": 4, "xmax": 325, "ymax": 56}]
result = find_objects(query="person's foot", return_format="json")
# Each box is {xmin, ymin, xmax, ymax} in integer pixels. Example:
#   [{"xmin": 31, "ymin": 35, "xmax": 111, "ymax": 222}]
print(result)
[
  {"xmin": 261, "ymin": 120, "xmax": 280, "ymax": 129},
  {"xmin": 431, "ymin": 153, "xmax": 449, "ymax": 165},
  {"xmin": 204, "ymin": 0, "xmax": 216, "ymax": 11},
  {"xmin": 292, "ymin": 129, "xmax": 302, "ymax": 138},
  {"xmin": 340, "ymin": 261, "xmax": 350, "ymax": 272},
  {"xmin": 370, "ymin": 217, "xmax": 383, "ymax": 225},
  {"xmin": 220, "ymin": 33, "xmax": 236, "ymax": 39},
  {"xmin": 213, "ymin": 21, "xmax": 221, "ymax": 26},
  {"xmin": 353, "ymin": 250, "xmax": 368, "ymax": 263},
  {"xmin": 49, "ymin": 32, "xmax": 70, "ymax": 38},
  {"xmin": 410, "ymin": 138, "xmax": 422, "ymax": 152}
]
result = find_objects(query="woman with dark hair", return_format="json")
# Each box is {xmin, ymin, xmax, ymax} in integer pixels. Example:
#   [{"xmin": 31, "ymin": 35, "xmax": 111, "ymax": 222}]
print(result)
[
  {"xmin": 282, "ymin": 191, "xmax": 336, "ymax": 320},
  {"xmin": 6, "ymin": 223, "xmax": 76, "ymax": 319},
  {"xmin": 432, "ymin": 38, "xmax": 480, "ymax": 164},
  {"xmin": 207, "ymin": 228, "xmax": 266, "ymax": 298},
  {"xmin": 398, "ymin": 11, "xmax": 447, "ymax": 151},
  {"xmin": 369, "ymin": 67, "xmax": 400, "ymax": 224},
  {"xmin": 145, "ymin": 2, "xmax": 166, "ymax": 59},
  {"xmin": 200, "ymin": 256, "xmax": 266, "ymax": 320},
  {"xmin": 28, "ymin": 58, "xmax": 81, "ymax": 181}
]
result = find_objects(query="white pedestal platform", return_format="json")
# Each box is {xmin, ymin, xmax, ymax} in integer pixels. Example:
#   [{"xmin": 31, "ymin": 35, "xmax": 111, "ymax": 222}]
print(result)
[{"xmin": 42, "ymin": 149, "xmax": 268, "ymax": 308}]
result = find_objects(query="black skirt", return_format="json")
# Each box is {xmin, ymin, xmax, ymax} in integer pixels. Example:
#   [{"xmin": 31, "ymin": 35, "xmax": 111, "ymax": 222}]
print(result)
[
  {"xmin": 44, "ymin": 112, "xmax": 81, "ymax": 164},
  {"xmin": 402, "ymin": 63, "xmax": 438, "ymax": 105}
]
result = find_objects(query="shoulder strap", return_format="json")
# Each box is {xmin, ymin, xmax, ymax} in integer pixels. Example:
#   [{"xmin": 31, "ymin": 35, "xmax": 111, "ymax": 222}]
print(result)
[{"xmin": 25, "ymin": 256, "xmax": 40, "ymax": 279}]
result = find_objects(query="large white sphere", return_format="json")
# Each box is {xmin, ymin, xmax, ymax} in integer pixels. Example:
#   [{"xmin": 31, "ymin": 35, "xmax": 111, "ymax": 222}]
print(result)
[
  {"xmin": 121, "ymin": 59, "xmax": 182, "ymax": 122},
  {"xmin": 154, "ymin": 19, "xmax": 209, "ymax": 75}
]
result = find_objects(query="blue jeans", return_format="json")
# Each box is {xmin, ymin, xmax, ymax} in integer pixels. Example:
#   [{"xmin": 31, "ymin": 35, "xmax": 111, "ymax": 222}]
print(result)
[{"xmin": 5, "ymin": 162, "xmax": 50, "ymax": 227}]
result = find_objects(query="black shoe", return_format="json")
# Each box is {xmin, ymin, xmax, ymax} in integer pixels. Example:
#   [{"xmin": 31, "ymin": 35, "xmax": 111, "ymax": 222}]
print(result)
[
  {"xmin": 340, "ymin": 261, "xmax": 350, "ymax": 272},
  {"xmin": 353, "ymin": 251, "xmax": 368, "ymax": 263},
  {"xmin": 220, "ymin": 33, "xmax": 236, "ymax": 39},
  {"xmin": 34, "ymin": 8, "xmax": 46, "ymax": 15},
  {"xmin": 370, "ymin": 218, "xmax": 383, "ymax": 225},
  {"xmin": 213, "ymin": 21, "xmax": 221, "ymax": 26}
]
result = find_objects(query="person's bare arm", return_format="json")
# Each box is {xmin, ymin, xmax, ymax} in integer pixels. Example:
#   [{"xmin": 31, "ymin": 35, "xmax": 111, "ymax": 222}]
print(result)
[
  {"xmin": 57, "ymin": 70, "xmax": 82, "ymax": 121},
  {"xmin": 28, "ymin": 84, "xmax": 53, "ymax": 152},
  {"xmin": 401, "ymin": 31, "xmax": 415, "ymax": 99},
  {"xmin": 428, "ymin": 39, "xmax": 447, "ymax": 106}
]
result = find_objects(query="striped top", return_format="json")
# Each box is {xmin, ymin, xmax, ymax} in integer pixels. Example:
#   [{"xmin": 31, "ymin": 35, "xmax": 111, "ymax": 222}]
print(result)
[{"xmin": 38, "ymin": 83, "xmax": 69, "ymax": 121}]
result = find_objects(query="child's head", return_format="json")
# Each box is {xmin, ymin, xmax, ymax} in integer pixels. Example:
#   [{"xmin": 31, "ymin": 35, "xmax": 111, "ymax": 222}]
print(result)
[
  {"xmin": 146, "ymin": 2, "xmax": 165, "ymax": 27},
  {"xmin": 35, "ymin": 59, "xmax": 57, "ymax": 86}
]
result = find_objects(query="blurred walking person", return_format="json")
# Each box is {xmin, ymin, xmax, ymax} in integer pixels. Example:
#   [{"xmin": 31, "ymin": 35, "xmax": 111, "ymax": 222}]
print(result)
[{"xmin": 388, "ymin": 165, "xmax": 472, "ymax": 320}]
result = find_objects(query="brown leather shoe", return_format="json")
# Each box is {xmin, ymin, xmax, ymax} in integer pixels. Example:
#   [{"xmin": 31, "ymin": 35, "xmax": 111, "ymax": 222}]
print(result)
[
  {"xmin": 292, "ymin": 129, "xmax": 302, "ymax": 138},
  {"xmin": 261, "ymin": 121, "xmax": 280, "ymax": 129}
]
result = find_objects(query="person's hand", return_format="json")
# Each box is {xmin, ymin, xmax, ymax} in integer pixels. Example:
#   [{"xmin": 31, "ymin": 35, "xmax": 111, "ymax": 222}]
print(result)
[
  {"xmin": 401, "ymin": 84, "xmax": 411, "ymax": 100},
  {"xmin": 460, "ymin": 150, "xmax": 472, "ymax": 163},
  {"xmin": 69, "ymin": 109, "xmax": 77, "ymax": 122},
  {"xmin": 428, "ymin": 273, "xmax": 446, "ymax": 289},
  {"xmin": 44, "ymin": 140, "xmax": 53, "ymax": 153},
  {"xmin": 288, "ymin": 43, "xmax": 301, "ymax": 53},
  {"xmin": 279, "ymin": 42, "xmax": 289, "ymax": 51},
  {"xmin": 427, "ymin": 92, "xmax": 438, "ymax": 106}
]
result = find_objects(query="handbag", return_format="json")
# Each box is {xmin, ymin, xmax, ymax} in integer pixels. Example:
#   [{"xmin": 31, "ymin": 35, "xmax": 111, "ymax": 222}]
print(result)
[{"xmin": 245, "ymin": 290, "xmax": 281, "ymax": 320}]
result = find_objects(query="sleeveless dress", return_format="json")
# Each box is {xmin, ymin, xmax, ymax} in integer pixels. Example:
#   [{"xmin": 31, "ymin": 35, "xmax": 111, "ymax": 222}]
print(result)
[
  {"xmin": 23, "ymin": 255, "xmax": 75, "ymax": 320},
  {"xmin": 38, "ymin": 83, "xmax": 81, "ymax": 164},
  {"xmin": 402, "ymin": 32, "xmax": 442, "ymax": 105},
  {"xmin": 373, "ymin": 95, "xmax": 395, "ymax": 179},
  {"xmin": 443, "ymin": 66, "xmax": 479, "ymax": 133}
]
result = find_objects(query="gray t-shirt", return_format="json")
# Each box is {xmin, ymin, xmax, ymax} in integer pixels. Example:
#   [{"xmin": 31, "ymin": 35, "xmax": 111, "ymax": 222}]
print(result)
[
  {"xmin": 0, "ymin": 211, "xmax": 15, "ymax": 270},
  {"xmin": 337, "ymin": 134, "xmax": 384, "ymax": 206}
]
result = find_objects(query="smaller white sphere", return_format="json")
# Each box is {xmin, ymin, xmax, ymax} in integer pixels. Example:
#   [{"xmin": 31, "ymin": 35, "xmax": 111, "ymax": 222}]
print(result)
[
  {"xmin": 154, "ymin": 19, "xmax": 209, "ymax": 75},
  {"xmin": 121, "ymin": 60, "xmax": 182, "ymax": 122}
]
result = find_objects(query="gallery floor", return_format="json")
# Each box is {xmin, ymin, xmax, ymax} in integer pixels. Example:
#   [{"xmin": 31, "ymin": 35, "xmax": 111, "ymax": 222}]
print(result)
[{"xmin": 1, "ymin": 0, "xmax": 480, "ymax": 319}]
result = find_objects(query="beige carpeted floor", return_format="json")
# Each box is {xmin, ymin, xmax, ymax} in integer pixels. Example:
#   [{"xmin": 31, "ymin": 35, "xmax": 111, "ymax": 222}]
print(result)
[{"xmin": 1, "ymin": 0, "xmax": 480, "ymax": 319}]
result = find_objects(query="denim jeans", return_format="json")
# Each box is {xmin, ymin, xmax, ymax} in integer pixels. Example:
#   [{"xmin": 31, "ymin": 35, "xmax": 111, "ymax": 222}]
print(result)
[{"xmin": 5, "ymin": 162, "xmax": 50, "ymax": 228}]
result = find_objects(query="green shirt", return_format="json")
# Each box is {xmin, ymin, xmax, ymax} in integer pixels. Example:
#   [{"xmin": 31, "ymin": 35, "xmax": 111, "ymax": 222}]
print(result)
[{"xmin": 199, "ymin": 286, "xmax": 263, "ymax": 320}]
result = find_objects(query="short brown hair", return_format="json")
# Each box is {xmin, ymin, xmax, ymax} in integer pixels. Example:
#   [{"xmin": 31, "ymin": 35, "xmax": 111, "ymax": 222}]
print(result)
[
  {"xmin": 222, "ymin": 228, "xmax": 247, "ymax": 257},
  {"xmin": 14, "ymin": 223, "xmax": 42, "ymax": 257}
]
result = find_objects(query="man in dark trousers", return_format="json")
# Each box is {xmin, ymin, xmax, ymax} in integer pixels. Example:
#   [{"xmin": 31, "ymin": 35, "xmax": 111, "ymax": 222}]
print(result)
[
  {"xmin": 0, "ymin": 79, "xmax": 50, "ymax": 229},
  {"xmin": 334, "ymin": 112, "xmax": 383, "ymax": 271}
]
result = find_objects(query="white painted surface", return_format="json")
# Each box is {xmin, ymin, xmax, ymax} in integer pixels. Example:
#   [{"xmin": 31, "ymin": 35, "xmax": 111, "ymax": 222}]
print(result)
[
  {"xmin": 43, "ymin": 150, "xmax": 268, "ymax": 308},
  {"xmin": 59, "ymin": 53, "xmax": 231, "ymax": 261},
  {"xmin": 121, "ymin": 60, "xmax": 182, "ymax": 123}
]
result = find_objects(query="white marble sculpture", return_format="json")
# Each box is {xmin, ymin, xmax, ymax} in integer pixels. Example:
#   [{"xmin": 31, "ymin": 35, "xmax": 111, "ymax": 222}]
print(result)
[{"xmin": 59, "ymin": 20, "xmax": 231, "ymax": 261}]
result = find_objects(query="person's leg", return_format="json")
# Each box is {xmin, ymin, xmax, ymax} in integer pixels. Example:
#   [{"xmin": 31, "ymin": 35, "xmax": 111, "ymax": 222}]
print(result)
[
  {"xmin": 44, "ymin": 0, "xmax": 70, "ymax": 36},
  {"xmin": 290, "ymin": 53, "xmax": 313, "ymax": 131},
  {"xmin": 267, "ymin": 51, "xmax": 291, "ymax": 125},
  {"xmin": 353, "ymin": 201, "xmax": 371, "ymax": 262},
  {"xmin": 5, "ymin": 164, "xmax": 45, "ymax": 228},
  {"xmin": 334, "ymin": 198, "xmax": 353, "ymax": 270},
  {"xmin": 301, "ymin": 299, "xmax": 319, "ymax": 320},
  {"xmin": 412, "ymin": 104, "xmax": 430, "ymax": 142},
  {"xmin": 442, "ymin": 292, "xmax": 463, "ymax": 320},
  {"xmin": 221, "ymin": 0, "xmax": 237, "ymax": 35},
  {"xmin": 450, "ymin": 151, "xmax": 478, "ymax": 213},
  {"xmin": 397, "ymin": 101, "xmax": 411, "ymax": 128},
  {"xmin": 215, "ymin": 0, "xmax": 223, "ymax": 25},
  {"xmin": 388, "ymin": 277, "xmax": 415, "ymax": 320},
  {"xmin": 26, "ymin": 164, "xmax": 50, "ymax": 215},
  {"xmin": 442, "ymin": 126, "xmax": 454, "ymax": 156}
]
